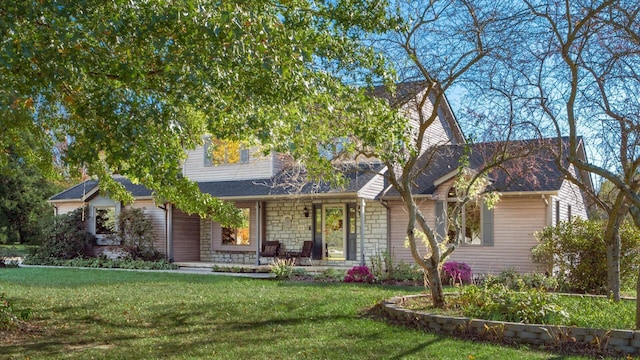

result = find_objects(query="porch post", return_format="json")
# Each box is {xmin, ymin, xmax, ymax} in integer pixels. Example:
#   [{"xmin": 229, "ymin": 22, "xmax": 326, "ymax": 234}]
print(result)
[
  {"xmin": 255, "ymin": 201, "xmax": 261, "ymax": 266},
  {"xmin": 359, "ymin": 198, "xmax": 366, "ymax": 266}
]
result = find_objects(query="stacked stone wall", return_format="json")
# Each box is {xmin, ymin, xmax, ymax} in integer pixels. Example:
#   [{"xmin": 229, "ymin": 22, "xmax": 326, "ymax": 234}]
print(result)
[{"xmin": 383, "ymin": 295, "xmax": 639, "ymax": 356}]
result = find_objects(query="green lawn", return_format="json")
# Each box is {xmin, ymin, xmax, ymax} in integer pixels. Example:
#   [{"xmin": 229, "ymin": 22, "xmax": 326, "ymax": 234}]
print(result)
[
  {"xmin": 1, "ymin": 267, "xmax": 589, "ymax": 359},
  {"xmin": 0, "ymin": 244, "xmax": 37, "ymax": 257}
]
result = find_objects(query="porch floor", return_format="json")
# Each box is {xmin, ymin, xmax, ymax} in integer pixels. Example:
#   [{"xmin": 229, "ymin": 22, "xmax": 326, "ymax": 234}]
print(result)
[{"xmin": 173, "ymin": 261, "xmax": 352, "ymax": 274}]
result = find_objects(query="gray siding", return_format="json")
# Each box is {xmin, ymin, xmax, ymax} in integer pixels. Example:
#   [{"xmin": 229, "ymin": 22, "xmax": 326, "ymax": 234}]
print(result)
[{"xmin": 182, "ymin": 145, "xmax": 274, "ymax": 182}]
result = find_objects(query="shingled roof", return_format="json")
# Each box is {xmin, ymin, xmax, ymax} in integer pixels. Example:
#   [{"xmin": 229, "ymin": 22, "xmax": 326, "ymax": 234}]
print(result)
[
  {"xmin": 49, "ymin": 177, "xmax": 153, "ymax": 201},
  {"xmin": 50, "ymin": 163, "xmax": 385, "ymax": 201},
  {"xmin": 381, "ymin": 137, "xmax": 575, "ymax": 197}
]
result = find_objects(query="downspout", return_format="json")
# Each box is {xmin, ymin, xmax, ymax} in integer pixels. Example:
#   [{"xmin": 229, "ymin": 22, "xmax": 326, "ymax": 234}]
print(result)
[
  {"xmin": 359, "ymin": 198, "xmax": 366, "ymax": 266},
  {"xmin": 255, "ymin": 201, "xmax": 261, "ymax": 266}
]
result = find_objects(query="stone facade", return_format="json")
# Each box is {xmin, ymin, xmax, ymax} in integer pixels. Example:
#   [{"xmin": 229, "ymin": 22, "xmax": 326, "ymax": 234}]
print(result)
[{"xmin": 199, "ymin": 199, "xmax": 388, "ymax": 266}]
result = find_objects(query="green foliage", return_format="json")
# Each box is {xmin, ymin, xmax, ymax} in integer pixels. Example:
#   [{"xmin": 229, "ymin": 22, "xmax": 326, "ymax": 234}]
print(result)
[
  {"xmin": 314, "ymin": 268, "xmax": 346, "ymax": 282},
  {"xmin": 370, "ymin": 250, "xmax": 424, "ymax": 282},
  {"xmin": 25, "ymin": 208, "xmax": 95, "ymax": 263},
  {"xmin": 0, "ymin": 148, "xmax": 59, "ymax": 244},
  {"xmin": 108, "ymin": 207, "xmax": 163, "ymax": 261},
  {"xmin": 23, "ymin": 256, "xmax": 177, "ymax": 270},
  {"xmin": 532, "ymin": 218, "xmax": 640, "ymax": 293},
  {"xmin": 268, "ymin": 258, "xmax": 295, "ymax": 280},
  {"xmin": 482, "ymin": 270, "xmax": 559, "ymax": 292},
  {"xmin": 450, "ymin": 284, "xmax": 568, "ymax": 325},
  {"xmin": 0, "ymin": 1, "xmax": 398, "ymax": 225},
  {"xmin": 1, "ymin": 292, "xmax": 32, "ymax": 330}
]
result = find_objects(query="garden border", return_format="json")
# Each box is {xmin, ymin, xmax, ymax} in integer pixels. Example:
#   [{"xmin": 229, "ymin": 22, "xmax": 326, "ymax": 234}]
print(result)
[{"xmin": 382, "ymin": 294, "xmax": 640, "ymax": 356}]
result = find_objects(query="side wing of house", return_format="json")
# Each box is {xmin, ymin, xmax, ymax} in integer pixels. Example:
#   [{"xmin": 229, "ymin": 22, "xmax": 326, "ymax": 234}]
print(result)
[{"xmin": 48, "ymin": 179, "xmax": 171, "ymax": 259}]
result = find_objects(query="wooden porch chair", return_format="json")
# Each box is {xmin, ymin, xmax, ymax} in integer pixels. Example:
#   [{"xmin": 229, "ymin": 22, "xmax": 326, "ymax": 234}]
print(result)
[
  {"xmin": 298, "ymin": 241, "xmax": 313, "ymax": 266},
  {"xmin": 259, "ymin": 241, "xmax": 281, "ymax": 263}
]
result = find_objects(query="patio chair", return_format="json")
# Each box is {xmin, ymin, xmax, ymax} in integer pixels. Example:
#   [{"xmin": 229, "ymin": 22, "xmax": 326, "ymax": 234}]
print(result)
[
  {"xmin": 259, "ymin": 241, "xmax": 281, "ymax": 263},
  {"xmin": 298, "ymin": 241, "xmax": 313, "ymax": 266}
]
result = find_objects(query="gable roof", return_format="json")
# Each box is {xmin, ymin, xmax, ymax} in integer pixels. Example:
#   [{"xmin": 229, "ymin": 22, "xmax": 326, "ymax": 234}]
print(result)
[
  {"xmin": 49, "ymin": 177, "xmax": 154, "ymax": 202},
  {"xmin": 370, "ymin": 81, "xmax": 465, "ymax": 144},
  {"xmin": 381, "ymin": 137, "xmax": 584, "ymax": 197}
]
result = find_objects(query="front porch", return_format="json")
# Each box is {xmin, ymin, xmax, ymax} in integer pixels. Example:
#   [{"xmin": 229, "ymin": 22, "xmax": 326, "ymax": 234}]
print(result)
[{"xmin": 191, "ymin": 199, "xmax": 389, "ymax": 268}]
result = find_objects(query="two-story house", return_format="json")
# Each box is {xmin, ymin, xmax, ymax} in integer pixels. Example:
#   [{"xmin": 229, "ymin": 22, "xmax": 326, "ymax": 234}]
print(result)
[{"xmin": 49, "ymin": 82, "xmax": 591, "ymax": 274}]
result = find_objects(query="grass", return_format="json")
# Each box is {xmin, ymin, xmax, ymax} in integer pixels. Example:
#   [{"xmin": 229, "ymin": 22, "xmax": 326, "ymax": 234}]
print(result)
[
  {"xmin": 405, "ymin": 292, "xmax": 636, "ymax": 330},
  {"xmin": 558, "ymin": 295, "xmax": 635, "ymax": 329},
  {"xmin": 1, "ymin": 268, "xmax": 591, "ymax": 360},
  {"xmin": 0, "ymin": 244, "xmax": 37, "ymax": 257}
]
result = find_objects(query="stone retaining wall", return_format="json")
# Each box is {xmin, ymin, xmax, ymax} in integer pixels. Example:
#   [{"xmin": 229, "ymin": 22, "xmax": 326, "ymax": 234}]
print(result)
[{"xmin": 382, "ymin": 295, "xmax": 639, "ymax": 356}]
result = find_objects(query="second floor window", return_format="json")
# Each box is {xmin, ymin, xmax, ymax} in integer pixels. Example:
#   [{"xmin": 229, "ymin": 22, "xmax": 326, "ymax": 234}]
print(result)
[{"xmin": 204, "ymin": 138, "xmax": 249, "ymax": 166}]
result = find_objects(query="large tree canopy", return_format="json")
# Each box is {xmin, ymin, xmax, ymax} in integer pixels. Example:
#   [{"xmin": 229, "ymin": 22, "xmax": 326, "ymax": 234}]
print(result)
[{"xmin": 0, "ymin": 0, "xmax": 398, "ymax": 225}]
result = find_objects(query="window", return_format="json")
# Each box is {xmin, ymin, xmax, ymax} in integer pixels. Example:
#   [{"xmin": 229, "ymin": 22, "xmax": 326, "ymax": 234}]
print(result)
[
  {"xmin": 204, "ymin": 138, "xmax": 249, "ymax": 166},
  {"xmin": 436, "ymin": 186, "xmax": 493, "ymax": 246},
  {"xmin": 567, "ymin": 204, "xmax": 572, "ymax": 220},
  {"xmin": 221, "ymin": 208, "xmax": 250, "ymax": 246},
  {"xmin": 446, "ymin": 200, "xmax": 481, "ymax": 245},
  {"xmin": 95, "ymin": 207, "xmax": 116, "ymax": 235},
  {"xmin": 555, "ymin": 200, "xmax": 560, "ymax": 225}
]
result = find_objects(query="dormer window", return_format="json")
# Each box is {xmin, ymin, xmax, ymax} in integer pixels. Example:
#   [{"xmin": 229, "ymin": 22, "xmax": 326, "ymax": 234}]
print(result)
[{"xmin": 204, "ymin": 138, "xmax": 249, "ymax": 166}]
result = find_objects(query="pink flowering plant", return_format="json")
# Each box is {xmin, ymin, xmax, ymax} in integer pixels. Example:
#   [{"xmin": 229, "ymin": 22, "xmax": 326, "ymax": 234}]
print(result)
[
  {"xmin": 441, "ymin": 261, "xmax": 473, "ymax": 285},
  {"xmin": 344, "ymin": 265, "xmax": 375, "ymax": 283}
]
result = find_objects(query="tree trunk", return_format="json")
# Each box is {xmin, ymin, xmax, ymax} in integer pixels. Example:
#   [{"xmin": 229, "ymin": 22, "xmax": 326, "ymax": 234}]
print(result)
[
  {"xmin": 427, "ymin": 258, "xmax": 445, "ymax": 307},
  {"xmin": 637, "ymin": 266, "xmax": 640, "ymax": 330},
  {"xmin": 604, "ymin": 194, "xmax": 626, "ymax": 302},
  {"xmin": 605, "ymin": 230, "xmax": 621, "ymax": 302}
]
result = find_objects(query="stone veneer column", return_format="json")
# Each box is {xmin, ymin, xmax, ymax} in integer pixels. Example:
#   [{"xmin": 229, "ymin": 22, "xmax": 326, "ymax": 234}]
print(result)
[{"xmin": 200, "ymin": 218, "xmax": 212, "ymax": 262}]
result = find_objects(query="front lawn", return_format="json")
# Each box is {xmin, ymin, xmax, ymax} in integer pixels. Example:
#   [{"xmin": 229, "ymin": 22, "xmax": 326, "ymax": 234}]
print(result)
[
  {"xmin": 0, "ymin": 244, "xmax": 37, "ymax": 257},
  {"xmin": 1, "ymin": 267, "xmax": 589, "ymax": 359}
]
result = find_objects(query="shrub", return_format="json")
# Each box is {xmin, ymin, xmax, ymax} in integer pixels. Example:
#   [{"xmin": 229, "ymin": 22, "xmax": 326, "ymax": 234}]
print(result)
[
  {"xmin": 344, "ymin": 266, "xmax": 374, "ymax": 283},
  {"xmin": 370, "ymin": 250, "xmax": 424, "ymax": 282},
  {"xmin": 451, "ymin": 284, "xmax": 568, "ymax": 324},
  {"xmin": 532, "ymin": 218, "xmax": 640, "ymax": 294},
  {"xmin": 25, "ymin": 208, "xmax": 94, "ymax": 263},
  {"xmin": 108, "ymin": 208, "xmax": 163, "ymax": 261},
  {"xmin": 441, "ymin": 261, "xmax": 472, "ymax": 285},
  {"xmin": 314, "ymin": 268, "xmax": 346, "ymax": 282},
  {"xmin": 269, "ymin": 258, "xmax": 295, "ymax": 280}
]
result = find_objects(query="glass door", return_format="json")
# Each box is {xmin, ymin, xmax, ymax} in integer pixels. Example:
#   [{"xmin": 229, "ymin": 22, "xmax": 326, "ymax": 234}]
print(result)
[{"xmin": 323, "ymin": 205, "xmax": 346, "ymax": 260}]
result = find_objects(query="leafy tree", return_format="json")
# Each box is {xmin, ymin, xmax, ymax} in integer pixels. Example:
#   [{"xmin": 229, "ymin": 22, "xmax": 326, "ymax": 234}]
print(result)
[
  {"xmin": 0, "ymin": 148, "xmax": 59, "ymax": 244},
  {"xmin": 0, "ymin": 0, "xmax": 396, "ymax": 226}
]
